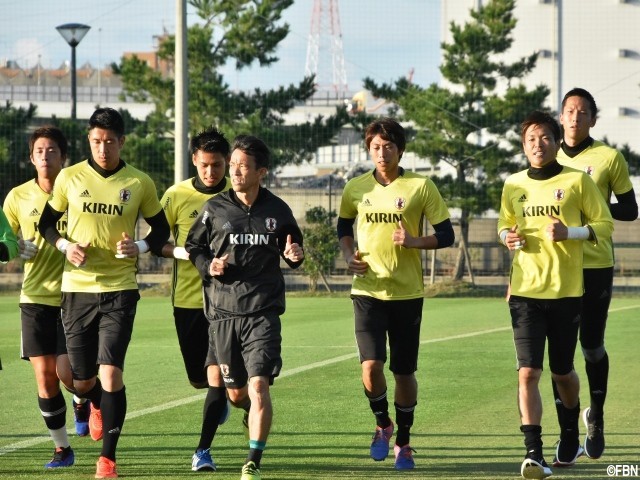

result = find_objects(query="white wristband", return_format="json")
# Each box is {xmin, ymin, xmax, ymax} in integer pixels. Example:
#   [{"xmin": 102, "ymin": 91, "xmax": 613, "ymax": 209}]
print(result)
[
  {"xmin": 135, "ymin": 240, "xmax": 150, "ymax": 254},
  {"xmin": 173, "ymin": 246, "xmax": 189, "ymax": 260},
  {"xmin": 499, "ymin": 229, "xmax": 508, "ymax": 246},
  {"xmin": 567, "ymin": 226, "xmax": 590, "ymax": 240},
  {"xmin": 57, "ymin": 239, "xmax": 69, "ymax": 254}
]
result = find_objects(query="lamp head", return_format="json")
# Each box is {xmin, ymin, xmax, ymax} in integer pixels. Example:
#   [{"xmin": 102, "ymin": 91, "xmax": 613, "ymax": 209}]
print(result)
[{"xmin": 56, "ymin": 23, "xmax": 91, "ymax": 47}]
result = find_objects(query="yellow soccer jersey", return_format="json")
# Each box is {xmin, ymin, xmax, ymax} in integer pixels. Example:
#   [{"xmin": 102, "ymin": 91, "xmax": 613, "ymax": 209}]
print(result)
[
  {"xmin": 498, "ymin": 166, "xmax": 613, "ymax": 299},
  {"xmin": 340, "ymin": 170, "xmax": 451, "ymax": 300},
  {"xmin": 4, "ymin": 180, "xmax": 67, "ymax": 305},
  {"xmin": 161, "ymin": 177, "xmax": 231, "ymax": 308},
  {"xmin": 48, "ymin": 160, "xmax": 163, "ymax": 293},
  {"xmin": 557, "ymin": 140, "xmax": 633, "ymax": 268}
]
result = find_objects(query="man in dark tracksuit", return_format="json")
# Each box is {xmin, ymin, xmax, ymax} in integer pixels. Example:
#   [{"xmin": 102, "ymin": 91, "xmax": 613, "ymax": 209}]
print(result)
[{"xmin": 186, "ymin": 134, "xmax": 304, "ymax": 480}]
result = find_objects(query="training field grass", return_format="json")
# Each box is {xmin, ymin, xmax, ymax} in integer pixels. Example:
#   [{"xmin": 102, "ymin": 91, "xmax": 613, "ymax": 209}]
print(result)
[{"xmin": 0, "ymin": 294, "xmax": 638, "ymax": 479}]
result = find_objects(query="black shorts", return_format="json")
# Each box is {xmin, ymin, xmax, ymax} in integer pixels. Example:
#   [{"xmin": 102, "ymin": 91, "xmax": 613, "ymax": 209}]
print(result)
[
  {"xmin": 352, "ymin": 295, "xmax": 423, "ymax": 375},
  {"xmin": 581, "ymin": 267, "xmax": 613, "ymax": 350},
  {"xmin": 20, "ymin": 304, "xmax": 67, "ymax": 359},
  {"xmin": 509, "ymin": 295, "xmax": 581, "ymax": 375},
  {"xmin": 174, "ymin": 307, "xmax": 209, "ymax": 385},
  {"xmin": 61, "ymin": 290, "xmax": 139, "ymax": 380},
  {"xmin": 206, "ymin": 311, "xmax": 282, "ymax": 389}
]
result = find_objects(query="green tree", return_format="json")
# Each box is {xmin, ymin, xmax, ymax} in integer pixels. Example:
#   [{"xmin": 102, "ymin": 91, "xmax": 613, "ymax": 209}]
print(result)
[
  {"xmin": 0, "ymin": 101, "xmax": 36, "ymax": 199},
  {"xmin": 54, "ymin": 116, "xmax": 91, "ymax": 165},
  {"xmin": 114, "ymin": 0, "xmax": 349, "ymax": 179},
  {"xmin": 364, "ymin": 0, "xmax": 549, "ymax": 281},
  {"xmin": 301, "ymin": 206, "xmax": 339, "ymax": 292}
]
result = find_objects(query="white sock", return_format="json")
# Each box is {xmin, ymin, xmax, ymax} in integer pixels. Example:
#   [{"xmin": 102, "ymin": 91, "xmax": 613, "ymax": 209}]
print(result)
[{"xmin": 50, "ymin": 426, "xmax": 70, "ymax": 449}]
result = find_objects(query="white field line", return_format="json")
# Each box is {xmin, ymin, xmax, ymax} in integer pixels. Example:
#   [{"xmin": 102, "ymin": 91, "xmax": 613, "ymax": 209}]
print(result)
[
  {"xmin": 2, "ymin": 304, "xmax": 637, "ymax": 456},
  {"xmin": 609, "ymin": 304, "xmax": 640, "ymax": 312}
]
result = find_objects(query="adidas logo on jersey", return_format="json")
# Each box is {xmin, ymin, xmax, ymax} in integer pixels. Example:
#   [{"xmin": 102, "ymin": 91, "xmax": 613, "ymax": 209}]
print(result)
[
  {"xmin": 518, "ymin": 194, "xmax": 527, "ymax": 203},
  {"xmin": 222, "ymin": 221, "xmax": 233, "ymax": 230},
  {"xmin": 29, "ymin": 208, "xmax": 40, "ymax": 216},
  {"xmin": 361, "ymin": 198, "xmax": 372, "ymax": 207},
  {"xmin": 189, "ymin": 210, "xmax": 198, "ymax": 218},
  {"xmin": 80, "ymin": 189, "xmax": 91, "ymax": 198}
]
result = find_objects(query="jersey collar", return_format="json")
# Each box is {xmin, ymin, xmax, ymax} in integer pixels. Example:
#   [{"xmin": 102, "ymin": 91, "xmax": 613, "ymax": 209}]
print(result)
[
  {"xmin": 527, "ymin": 159, "xmax": 563, "ymax": 181},
  {"xmin": 88, "ymin": 157, "xmax": 126, "ymax": 178},
  {"xmin": 561, "ymin": 136, "xmax": 594, "ymax": 158},
  {"xmin": 192, "ymin": 175, "xmax": 228, "ymax": 194}
]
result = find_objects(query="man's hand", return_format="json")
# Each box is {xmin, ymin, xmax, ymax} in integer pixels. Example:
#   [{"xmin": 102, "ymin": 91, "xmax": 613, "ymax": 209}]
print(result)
[
  {"xmin": 504, "ymin": 225, "xmax": 527, "ymax": 251},
  {"xmin": 66, "ymin": 242, "xmax": 90, "ymax": 267},
  {"xmin": 392, "ymin": 221, "xmax": 415, "ymax": 248},
  {"xmin": 116, "ymin": 232, "xmax": 135, "ymax": 257},
  {"xmin": 546, "ymin": 215, "xmax": 568, "ymax": 242},
  {"xmin": 346, "ymin": 248, "xmax": 368, "ymax": 278},
  {"xmin": 283, "ymin": 234, "xmax": 304, "ymax": 262},
  {"xmin": 209, "ymin": 254, "xmax": 229, "ymax": 276},
  {"xmin": 115, "ymin": 232, "xmax": 149, "ymax": 257}
]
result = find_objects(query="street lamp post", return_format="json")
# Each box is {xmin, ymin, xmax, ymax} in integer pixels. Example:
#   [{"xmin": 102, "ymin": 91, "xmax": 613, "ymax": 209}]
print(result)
[
  {"xmin": 56, "ymin": 23, "xmax": 91, "ymax": 123},
  {"xmin": 56, "ymin": 23, "xmax": 90, "ymax": 164}
]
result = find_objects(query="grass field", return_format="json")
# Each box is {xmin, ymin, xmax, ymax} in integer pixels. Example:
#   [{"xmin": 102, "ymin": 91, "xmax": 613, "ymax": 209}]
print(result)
[{"xmin": 0, "ymin": 294, "xmax": 639, "ymax": 479}]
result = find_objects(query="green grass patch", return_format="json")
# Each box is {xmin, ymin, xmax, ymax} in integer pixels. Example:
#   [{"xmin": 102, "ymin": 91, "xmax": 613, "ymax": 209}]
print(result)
[{"xmin": 1, "ymin": 296, "xmax": 638, "ymax": 479}]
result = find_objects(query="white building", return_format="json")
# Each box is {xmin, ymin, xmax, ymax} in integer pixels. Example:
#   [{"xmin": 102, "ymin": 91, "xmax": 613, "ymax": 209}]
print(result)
[{"xmin": 441, "ymin": 0, "xmax": 640, "ymax": 152}]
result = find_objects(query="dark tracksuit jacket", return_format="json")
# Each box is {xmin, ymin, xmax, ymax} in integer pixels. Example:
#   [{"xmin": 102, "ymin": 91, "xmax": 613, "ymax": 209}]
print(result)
[{"xmin": 185, "ymin": 187, "xmax": 304, "ymax": 320}]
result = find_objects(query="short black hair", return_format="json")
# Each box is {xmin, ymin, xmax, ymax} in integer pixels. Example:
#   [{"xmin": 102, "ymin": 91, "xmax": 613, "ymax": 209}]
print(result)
[
  {"xmin": 88, "ymin": 107, "xmax": 125, "ymax": 137},
  {"xmin": 562, "ymin": 87, "xmax": 598, "ymax": 119},
  {"xmin": 190, "ymin": 126, "xmax": 230, "ymax": 157},
  {"xmin": 29, "ymin": 126, "xmax": 68, "ymax": 159},
  {"xmin": 232, "ymin": 135, "xmax": 270, "ymax": 169},
  {"xmin": 364, "ymin": 118, "xmax": 406, "ymax": 157},
  {"xmin": 521, "ymin": 110, "xmax": 561, "ymax": 143}
]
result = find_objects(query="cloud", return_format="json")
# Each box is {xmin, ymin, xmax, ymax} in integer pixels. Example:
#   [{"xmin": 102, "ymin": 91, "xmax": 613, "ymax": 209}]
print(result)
[{"xmin": 12, "ymin": 38, "xmax": 47, "ymax": 68}]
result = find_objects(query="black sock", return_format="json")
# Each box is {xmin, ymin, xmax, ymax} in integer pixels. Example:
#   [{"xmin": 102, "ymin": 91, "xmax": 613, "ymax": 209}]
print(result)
[
  {"xmin": 366, "ymin": 389, "xmax": 391, "ymax": 429},
  {"xmin": 394, "ymin": 402, "xmax": 416, "ymax": 447},
  {"xmin": 197, "ymin": 386, "xmax": 226, "ymax": 451},
  {"xmin": 520, "ymin": 424, "xmax": 543, "ymax": 456},
  {"xmin": 239, "ymin": 397, "xmax": 251, "ymax": 413},
  {"xmin": 586, "ymin": 353, "xmax": 608, "ymax": 418},
  {"xmin": 100, "ymin": 387, "xmax": 127, "ymax": 461},
  {"xmin": 38, "ymin": 391, "xmax": 67, "ymax": 430},
  {"xmin": 551, "ymin": 380, "xmax": 564, "ymax": 429},
  {"xmin": 560, "ymin": 403, "xmax": 580, "ymax": 440},
  {"xmin": 247, "ymin": 447, "xmax": 264, "ymax": 468},
  {"xmin": 84, "ymin": 378, "xmax": 103, "ymax": 409}
]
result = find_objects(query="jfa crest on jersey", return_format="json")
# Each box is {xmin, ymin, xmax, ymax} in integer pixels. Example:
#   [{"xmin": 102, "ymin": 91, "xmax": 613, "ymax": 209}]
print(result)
[
  {"xmin": 265, "ymin": 217, "xmax": 277, "ymax": 231},
  {"xmin": 553, "ymin": 189, "xmax": 565, "ymax": 201},
  {"xmin": 120, "ymin": 189, "xmax": 131, "ymax": 202},
  {"xmin": 394, "ymin": 197, "xmax": 406, "ymax": 210}
]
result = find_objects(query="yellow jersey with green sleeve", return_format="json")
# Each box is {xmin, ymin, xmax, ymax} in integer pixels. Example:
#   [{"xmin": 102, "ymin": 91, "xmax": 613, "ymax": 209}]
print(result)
[
  {"xmin": 498, "ymin": 166, "xmax": 613, "ymax": 299},
  {"xmin": 47, "ymin": 160, "xmax": 163, "ymax": 293},
  {"xmin": 161, "ymin": 177, "xmax": 231, "ymax": 308},
  {"xmin": 340, "ymin": 170, "xmax": 451, "ymax": 300},
  {"xmin": 557, "ymin": 140, "xmax": 633, "ymax": 268},
  {"xmin": 3, "ymin": 179, "xmax": 67, "ymax": 306}
]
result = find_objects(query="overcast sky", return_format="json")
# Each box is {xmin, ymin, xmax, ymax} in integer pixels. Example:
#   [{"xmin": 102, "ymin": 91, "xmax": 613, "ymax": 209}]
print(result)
[{"xmin": 0, "ymin": 0, "xmax": 441, "ymax": 93}]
